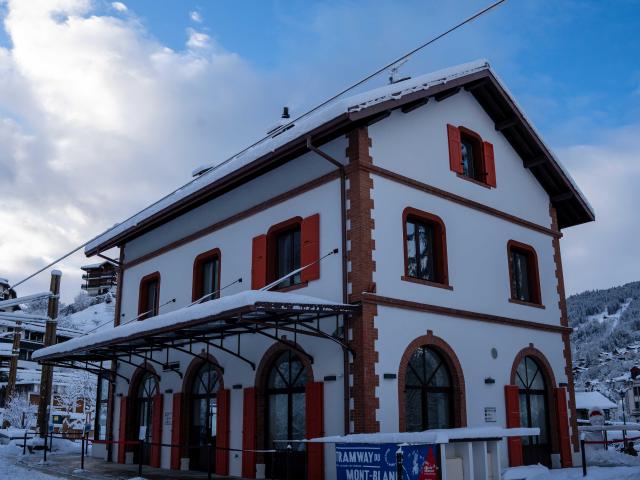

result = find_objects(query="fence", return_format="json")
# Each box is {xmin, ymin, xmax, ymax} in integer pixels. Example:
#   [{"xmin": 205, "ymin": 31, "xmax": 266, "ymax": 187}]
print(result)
[
  {"xmin": 578, "ymin": 424, "xmax": 640, "ymax": 477},
  {"xmin": 17, "ymin": 431, "xmax": 311, "ymax": 480}
]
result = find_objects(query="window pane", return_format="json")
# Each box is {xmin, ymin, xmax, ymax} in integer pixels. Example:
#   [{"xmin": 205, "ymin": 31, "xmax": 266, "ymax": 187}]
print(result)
[
  {"xmin": 268, "ymin": 393, "xmax": 288, "ymax": 446},
  {"xmin": 529, "ymin": 393, "xmax": 548, "ymax": 443},
  {"xmin": 427, "ymin": 392, "xmax": 451, "ymax": 429},
  {"xmin": 201, "ymin": 259, "xmax": 215, "ymax": 299},
  {"xmin": 512, "ymin": 251, "xmax": 531, "ymax": 302},
  {"xmin": 146, "ymin": 280, "xmax": 158, "ymax": 316},
  {"xmin": 461, "ymin": 140, "xmax": 475, "ymax": 178},
  {"xmin": 408, "ymin": 349, "xmax": 426, "ymax": 384},
  {"xmin": 417, "ymin": 223, "xmax": 435, "ymax": 281},
  {"xmin": 406, "ymin": 221, "xmax": 417, "ymax": 277},
  {"xmin": 291, "ymin": 392, "xmax": 306, "ymax": 450},
  {"xmin": 406, "ymin": 388, "xmax": 422, "ymax": 432},
  {"xmin": 275, "ymin": 227, "xmax": 301, "ymax": 287}
]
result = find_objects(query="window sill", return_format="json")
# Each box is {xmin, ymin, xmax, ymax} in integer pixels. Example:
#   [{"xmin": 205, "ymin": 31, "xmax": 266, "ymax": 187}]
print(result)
[
  {"xmin": 456, "ymin": 173, "xmax": 492, "ymax": 189},
  {"xmin": 271, "ymin": 281, "xmax": 309, "ymax": 293},
  {"xmin": 509, "ymin": 298, "xmax": 545, "ymax": 309},
  {"xmin": 401, "ymin": 276, "xmax": 453, "ymax": 290}
]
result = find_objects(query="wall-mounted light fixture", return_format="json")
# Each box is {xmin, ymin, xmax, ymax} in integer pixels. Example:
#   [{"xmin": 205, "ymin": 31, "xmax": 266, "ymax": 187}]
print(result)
[
  {"xmin": 232, "ymin": 384, "xmax": 243, "ymax": 390},
  {"xmin": 383, "ymin": 373, "xmax": 397, "ymax": 380},
  {"xmin": 164, "ymin": 389, "xmax": 173, "ymax": 394},
  {"xmin": 484, "ymin": 377, "xmax": 496, "ymax": 385},
  {"xmin": 324, "ymin": 375, "xmax": 337, "ymax": 382}
]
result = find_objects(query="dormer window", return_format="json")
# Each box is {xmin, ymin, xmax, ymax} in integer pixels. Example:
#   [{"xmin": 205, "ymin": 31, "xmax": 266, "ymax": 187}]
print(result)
[{"xmin": 447, "ymin": 124, "xmax": 496, "ymax": 187}]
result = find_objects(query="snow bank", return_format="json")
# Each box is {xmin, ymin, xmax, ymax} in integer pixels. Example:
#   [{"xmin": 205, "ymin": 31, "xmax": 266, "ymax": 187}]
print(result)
[
  {"xmin": 586, "ymin": 448, "xmax": 640, "ymax": 467},
  {"xmin": 502, "ymin": 464, "xmax": 549, "ymax": 480}
]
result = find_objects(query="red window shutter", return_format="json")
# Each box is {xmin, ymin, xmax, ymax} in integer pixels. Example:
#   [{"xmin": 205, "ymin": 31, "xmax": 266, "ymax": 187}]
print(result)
[
  {"xmin": 251, "ymin": 235, "xmax": 267, "ymax": 290},
  {"xmin": 305, "ymin": 381, "xmax": 324, "ymax": 480},
  {"xmin": 150, "ymin": 393, "xmax": 163, "ymax": 468},
  {"xmin": 505, "ymin": 385, "xmax": 523, "ymax": 467},
  {"xmin": 216, "ymin": 389, "xmax": 231, "ymax": 475},
  {"xmin": 483, "ymin": 141, "xmax": 496, "ymax": 187},
  {"xmin": 242, "ymin": 387, "xmax": 257, "ymax": 478},
  {"xmin": 301, "ymin": 214, "xmax": 320, "ymax": 283},
  {"xmin": 170, "ymin": 393, "xmax": 183, "ymax": 470},
  {"xmin": 447, "ymin": 124, "xmax": 463, "ymax": 174},
  {"xmin": 117, "ymin": 395, "xmax": 128, "ymax": 464},
  {"xmin": 555, "ymin": 387, "xmax": 573, "ymax": 467}
]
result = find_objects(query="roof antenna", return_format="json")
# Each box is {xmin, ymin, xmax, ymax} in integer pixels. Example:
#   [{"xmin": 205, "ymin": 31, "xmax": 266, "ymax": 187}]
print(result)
[
  {"xmin": 281, "ymin": 106, "xmax": 290, "ymax": 119},
  {"xmin": 388, "ymin": 58, "xmax": 411, "ymax": 84}
]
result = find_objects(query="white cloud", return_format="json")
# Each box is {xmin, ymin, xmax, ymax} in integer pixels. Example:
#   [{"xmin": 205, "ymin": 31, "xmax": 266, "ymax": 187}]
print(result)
[
  {"xmin": 190, "ymin": 10, "xmax": 202, "ymax": 23},
  {"xmin": 0, "ymin": 0, "xmax": 277, "ymax": 300},
  {"xmin": 111, "ymin": 2, "xmax": 127, "ymax": 12},
  {"xmin": 186, "ymin": 28, "xmax": 210, "ymax": 50},
  {"xmin": 559, "ymin": 124, "xmax": 640, "ymax": 294}
]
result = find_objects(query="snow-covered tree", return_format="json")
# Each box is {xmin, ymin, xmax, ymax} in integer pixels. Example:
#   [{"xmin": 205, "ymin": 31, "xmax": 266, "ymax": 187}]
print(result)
[{"xmin": 2, "ymin": 392, "xmax": 37, "ymax": 429}]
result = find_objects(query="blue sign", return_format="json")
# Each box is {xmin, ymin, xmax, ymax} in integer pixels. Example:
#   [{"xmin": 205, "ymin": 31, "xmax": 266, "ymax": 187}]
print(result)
[{"xmin": 336, "ymin": 443, "xmax": 440, "ymax": 480}]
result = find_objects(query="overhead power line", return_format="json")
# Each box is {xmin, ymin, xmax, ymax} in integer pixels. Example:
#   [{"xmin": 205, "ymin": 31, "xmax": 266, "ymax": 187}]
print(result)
[{"xmin": 10, "ymin": 0, "xmax": 507, "ymax": 290}]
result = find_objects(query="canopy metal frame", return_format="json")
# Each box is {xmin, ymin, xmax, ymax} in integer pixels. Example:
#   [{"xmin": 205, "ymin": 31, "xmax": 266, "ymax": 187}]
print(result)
[{"xmin": 36, "ymin": 301, "xmax": 358, "ymax": 383}]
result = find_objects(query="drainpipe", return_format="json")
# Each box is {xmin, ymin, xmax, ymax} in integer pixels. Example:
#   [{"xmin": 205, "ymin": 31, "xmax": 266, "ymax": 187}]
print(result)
[{"xmin": 306, "ymin": 136, "xmax": 351, "ymax": 435}]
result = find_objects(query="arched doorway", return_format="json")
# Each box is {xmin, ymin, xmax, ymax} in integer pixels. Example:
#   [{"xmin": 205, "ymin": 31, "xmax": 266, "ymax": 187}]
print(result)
[
  {"xmin": 515, "ymin": 356, "xmax": 551, "ymax": 467},
  {"xmin": 405, "ymin": 346, "xmax": 454, "ymax": 431},
  {"xmin": 133, "ymin": 372, "xmax": 158, "ymax": 465},
  {"xmin": 187, "ymin": 362, "xmax": 222, "ymax": 471},
  {"xmin": 265, "ymin": 350, "xmax": 308, "ymax": 479}
]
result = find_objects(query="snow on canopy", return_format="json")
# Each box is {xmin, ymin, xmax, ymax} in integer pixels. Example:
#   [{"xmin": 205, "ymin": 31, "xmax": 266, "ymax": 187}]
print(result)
[
  {"xmin": 307, "ymin": 426, "xmax": 540, "ymax": 444},
  {"xmin": 32, "ymin": 290, "xmax": 349, "ymax": 360},
  {"xmin": 575, "ymin": 391, "xmax": 617, "ymax": 411}
]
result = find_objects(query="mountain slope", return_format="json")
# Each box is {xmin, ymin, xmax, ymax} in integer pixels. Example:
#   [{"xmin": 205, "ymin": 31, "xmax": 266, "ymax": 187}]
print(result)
[{"xmin": 569, "ymin": 281, "xmax": 640, "ymax": 397}]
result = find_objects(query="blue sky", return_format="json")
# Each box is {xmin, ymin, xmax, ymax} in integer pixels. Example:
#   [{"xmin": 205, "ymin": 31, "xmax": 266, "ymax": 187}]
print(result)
[
  {"xmin": 0, "ymin": 0, "xmax": 639, "ymax": 300},
  {"xmin": 111, "ymin": 0, "xmax": 640, "ymax": 145}
]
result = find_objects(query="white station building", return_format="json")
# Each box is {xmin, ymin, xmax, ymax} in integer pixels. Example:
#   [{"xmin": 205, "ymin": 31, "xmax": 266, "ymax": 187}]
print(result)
[{"xmin": 34, "ymin": 60, "xmax": 594, "ymax": 479}]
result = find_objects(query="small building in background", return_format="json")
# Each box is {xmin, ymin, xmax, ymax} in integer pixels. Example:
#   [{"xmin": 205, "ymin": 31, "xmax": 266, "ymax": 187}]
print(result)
[
  {"xmin": 80, "ymin": 261, "xmax": 117, "ymax": 296},
  {"xmin": 0, "ymin": 278, "xmax": 16, "ymax": 303},
  {"xmin": 575, "ymin": 391, "xmax": 617, "ymax": 422}
]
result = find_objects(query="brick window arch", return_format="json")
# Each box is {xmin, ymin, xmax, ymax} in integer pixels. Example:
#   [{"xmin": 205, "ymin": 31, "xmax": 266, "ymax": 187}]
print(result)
[
  {"xmin": 402, "ymin": 207, "xmax": 450, "ymax": 289},
  {"xmin": 398, "ymin": 331, "xmax": 466, "ymax": 431}
]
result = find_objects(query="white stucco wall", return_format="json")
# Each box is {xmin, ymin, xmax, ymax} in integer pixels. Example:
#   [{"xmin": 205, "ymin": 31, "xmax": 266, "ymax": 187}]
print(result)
[
  {"xmin": 106, "ymin": 88, "xmax": 577, "ymax": 476},
  {"xmin": 368, "ymin": 90, "xmax": 552, "ymax": 228}
]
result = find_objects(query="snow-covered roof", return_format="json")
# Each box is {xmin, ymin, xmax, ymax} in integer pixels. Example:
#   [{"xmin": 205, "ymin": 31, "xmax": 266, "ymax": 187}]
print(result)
[
  {"xmin": 575, "ymin": 391, "xmax": 617, "ymax": 411},
  {"xmin": 85, "ymin": 59, "xmax": 593, "ymax": 255},
  {"xmin": 308, "ymin": 426, "xmax": 540, "ymax": 444},
  {"xmin": 33, "ymin": 290, "xmax": 355, "ymax": 361}
]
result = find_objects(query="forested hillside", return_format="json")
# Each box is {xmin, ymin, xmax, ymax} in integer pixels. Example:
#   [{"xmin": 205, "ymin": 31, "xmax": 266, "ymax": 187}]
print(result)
[{"xmin": 569, "ymin": 281, "xmax": 640, "ymax": 397}]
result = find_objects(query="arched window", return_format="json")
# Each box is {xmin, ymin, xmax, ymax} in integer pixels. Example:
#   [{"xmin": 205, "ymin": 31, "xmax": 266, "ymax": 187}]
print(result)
[
  {"xmin": 135, "ymin": 372, "xmax": 158, "ymax": 464},
  {"xmin": 189, "ymin": 363, "xmax": 222, "ymax": 471},
  {"xmin": 405, "ymin": 346, "xmax": 453, "ymax": 431},
  {"xmin": 267, "ymin": 351, "xmax": 307, "ymax": 446},
  {"xmin": 516, "ymin": 356, "xmax": 550, "ymax": 466}
]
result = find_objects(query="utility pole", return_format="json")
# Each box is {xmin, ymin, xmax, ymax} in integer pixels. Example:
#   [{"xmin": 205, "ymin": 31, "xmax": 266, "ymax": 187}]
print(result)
[
  {"xmin": 5, "ymin": 320, "xmax": 22, "ymax": 401},
  {"xmin": 37, "ymin": 270, "xmax": 62, "ymax": 437}
]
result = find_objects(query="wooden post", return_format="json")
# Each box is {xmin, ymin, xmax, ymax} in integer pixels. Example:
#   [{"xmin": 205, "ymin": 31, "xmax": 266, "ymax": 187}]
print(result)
[
  {"xmin": 5, "ymin": 319, "xmax": 22, "ymax": 401},
  {"xmin": 37, "ymin": 270, "xmax": 62, "ymax": 438}
]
